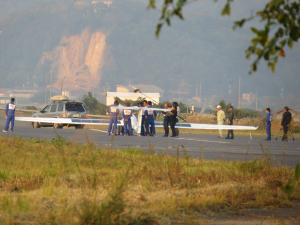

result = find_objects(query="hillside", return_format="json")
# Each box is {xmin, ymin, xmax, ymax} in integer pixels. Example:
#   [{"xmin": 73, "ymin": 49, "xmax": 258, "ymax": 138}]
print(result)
[{"xmin": 0, "ymin": 0, "xmax": 300, "ymax": 101}]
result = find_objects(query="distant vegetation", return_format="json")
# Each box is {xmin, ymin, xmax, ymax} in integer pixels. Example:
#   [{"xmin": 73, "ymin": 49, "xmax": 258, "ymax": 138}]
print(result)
[
  {"xmin": 211, "ymin": 100, "xmax": 260, "ymax": 119},
  {"xmin": 81, "ymin": 92, "xmax": 107, "ymax": 115}
]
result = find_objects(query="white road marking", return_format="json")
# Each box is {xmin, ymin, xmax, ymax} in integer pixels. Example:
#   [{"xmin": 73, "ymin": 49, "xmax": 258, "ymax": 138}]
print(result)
[{"xmin": 90, "ymin": 129, "xmax": 107, "ymax": 133}]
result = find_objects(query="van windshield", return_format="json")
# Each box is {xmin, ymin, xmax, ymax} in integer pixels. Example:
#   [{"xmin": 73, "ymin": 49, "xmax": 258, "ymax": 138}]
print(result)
[{"xmin": 66, "ymin": 104, "xmax": 85, "ymax": 112}]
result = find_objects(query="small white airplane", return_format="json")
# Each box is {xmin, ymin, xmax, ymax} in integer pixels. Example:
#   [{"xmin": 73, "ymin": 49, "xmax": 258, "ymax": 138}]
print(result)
[{"xmin": 15, "ymin": 106, "xmax": 259, "ymax": 133}]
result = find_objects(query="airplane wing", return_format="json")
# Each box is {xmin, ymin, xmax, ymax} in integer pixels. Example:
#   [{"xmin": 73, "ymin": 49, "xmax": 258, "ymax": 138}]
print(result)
[
  {"xmin": 15, "ymin": 117, "xmax": 124, "ymax": 126},
  {"xmin": 154, "ymin": 122, "xmax": 258, "ymax": 130},
  {"xmin": 116, "ymin": 106, "xmax": 170, "ymax": 111},
  {"xmin": 15, "ymin": 117, "xmax": 258, "ymax": 130}
]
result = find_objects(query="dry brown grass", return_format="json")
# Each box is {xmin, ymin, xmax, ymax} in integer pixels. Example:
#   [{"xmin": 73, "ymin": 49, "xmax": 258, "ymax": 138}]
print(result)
[
  {"xmin": 0, "ymin": 136, "xmax": 299, "ymax": 224},
  {"xmin": 182, "ymin": 114, "xmax": 300, "ymax": 137}
]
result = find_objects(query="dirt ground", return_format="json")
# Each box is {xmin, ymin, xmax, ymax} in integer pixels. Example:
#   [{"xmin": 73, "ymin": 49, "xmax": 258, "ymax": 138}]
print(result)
[{"xmin": 171, "ymin": 203, "xmax": 300, "ymax": 225}]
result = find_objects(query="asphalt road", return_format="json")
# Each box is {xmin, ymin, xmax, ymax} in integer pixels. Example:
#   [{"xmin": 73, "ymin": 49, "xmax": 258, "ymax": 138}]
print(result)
[{"xmin": 1, "ymin": 117, "xmax": 299, "ymax": 167}]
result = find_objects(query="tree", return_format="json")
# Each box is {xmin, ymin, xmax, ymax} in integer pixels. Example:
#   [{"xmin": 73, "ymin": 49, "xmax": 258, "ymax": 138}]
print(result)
[
  {"xmin": 81, "ymin": 92, "xmax": 107, "ymax": 115},
  {"xmin": 212, "ymin": 100, "xmax": 259, "ymax": 119},
  {"xmin": 149, "ymin": 0, "xmax": 300, "ymax": 74}
]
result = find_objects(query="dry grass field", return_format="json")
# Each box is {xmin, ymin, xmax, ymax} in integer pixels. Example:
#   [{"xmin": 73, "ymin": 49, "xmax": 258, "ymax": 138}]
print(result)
[{"xmin": 0, "ymin": 136, "xmax": 299, "ymax": 224}]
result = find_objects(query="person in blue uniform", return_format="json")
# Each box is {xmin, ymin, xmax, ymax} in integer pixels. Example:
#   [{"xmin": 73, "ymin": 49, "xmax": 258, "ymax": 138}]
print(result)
[
  {"xmin": 145, "ymin": 101, "xmax": 157, "ymax": 136},
  {"xmin": 3, "ymin": 98, "xmax": 16, "ymax": 133},
  {"xmin": 140, "ymin": 100, "xmax": 147, "ymax": 136},
  {"xmin": 122, "ymin": 102, "xmax": 133, "ymax": 136},
  {"xmin": 107, "ymin": 100, "xmax": 119, "ymax": 135},
  {"xmin": 265, "ymin": 108, "xmax": 272, "ymax": 141}
]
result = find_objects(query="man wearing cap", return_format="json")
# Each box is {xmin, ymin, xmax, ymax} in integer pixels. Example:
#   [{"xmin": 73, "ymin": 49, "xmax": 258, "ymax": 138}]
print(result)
[
  {"xmin": 217, "ymin": 105, "xmax": 225, "ymax": 139},
  {"xmin": 281, "ymin": 106, "xmax": 292, "ymax": 141},
  {"xmin": 225, "ymin": 106, "xmax": 234, "ymax": 139}
]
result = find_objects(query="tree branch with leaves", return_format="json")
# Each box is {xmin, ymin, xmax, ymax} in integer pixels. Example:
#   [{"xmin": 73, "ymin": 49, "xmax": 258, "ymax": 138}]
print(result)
[{"xmin": 148, "ymin": 0, "xmax": 300, "ymax": 74}]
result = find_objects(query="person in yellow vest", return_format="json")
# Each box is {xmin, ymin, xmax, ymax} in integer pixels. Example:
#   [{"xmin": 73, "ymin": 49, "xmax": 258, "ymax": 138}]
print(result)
[{"xmin": 217, "ymin": 105, "xmax": 225, "ymax": 139}]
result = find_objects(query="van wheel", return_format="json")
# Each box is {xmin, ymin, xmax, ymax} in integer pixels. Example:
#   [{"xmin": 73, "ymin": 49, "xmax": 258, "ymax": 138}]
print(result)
[
  {"xmin": 33, "ymin": 122, "xmax": 41, "ymax": 128},
  {"xmin": 75, "ymin": 125, "xmax": 85, "ymax": 129},
  {"xmin": 53, "ymin": 123, "xmax": 62, "ymax": 129}
]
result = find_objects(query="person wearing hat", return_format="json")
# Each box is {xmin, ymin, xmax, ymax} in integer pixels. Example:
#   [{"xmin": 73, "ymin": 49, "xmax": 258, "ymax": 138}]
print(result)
[
  {"xmin": 265, "ymin": 108, "xmax": 272, "ymax": 141},
  {"xmin": 225, "ymin": 106, "xmax": 234, "ymax": 139},
  {"xmin": 217, "ymin": 105, "xmax": 225, "ymax": 139},
  {"xmin": 281, "ymin": 106, "xmax": 292, "ymax": 141}
]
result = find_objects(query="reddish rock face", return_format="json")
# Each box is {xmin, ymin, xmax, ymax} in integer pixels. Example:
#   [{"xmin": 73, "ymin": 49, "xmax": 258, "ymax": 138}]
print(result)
[{"xmin": 37, "ymin": 28, "xmax": 107, "ymax": 91}]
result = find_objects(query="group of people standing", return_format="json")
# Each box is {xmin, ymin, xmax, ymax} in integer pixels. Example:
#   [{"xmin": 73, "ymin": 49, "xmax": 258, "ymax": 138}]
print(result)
[
  {"xmin": 139, "ymin": 100, "xmax": 157, "ymax": 136},
  {"xmin": 216, "ymin": 105, "xmax": 234, "ymax": 139},
  {"xmin": 106, "ymin": 100, "xmax": 180, "ymax": 137},
  {"xmin": 265, "ymin": 106, "xmax": 292, "ymax": 141},
  {"xmin": 107, "ymin": 100, "xmax": 138, "ymax": 136},
  {"xmin": 162, "ymin": 102, "xmax": 179, "ymax": 137}
]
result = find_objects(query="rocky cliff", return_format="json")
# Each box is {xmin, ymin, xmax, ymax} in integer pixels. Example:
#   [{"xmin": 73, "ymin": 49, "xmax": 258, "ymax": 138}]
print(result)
[{"xmin": 37, "ymin": 28, "xmax": 106, "ymax": 91}]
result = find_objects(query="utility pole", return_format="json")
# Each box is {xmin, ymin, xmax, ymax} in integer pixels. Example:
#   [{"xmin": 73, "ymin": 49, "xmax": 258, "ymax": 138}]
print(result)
[
  {"xmin": 199, "ymin": 81, "xmax": 202, "ymax": 108},
  {"xmin": 49, "ymin": 72, "xmax": 53, "ymax": 103},
  {"xmin": 196, "ymin": 85, "xmax": 198, "ymax": 98},
  {"xmin": 238, "ymin": 77, "xmax": 241, "ymax": 109},
  {"xmin": 256, "ymin": 93, "xmax": 258, "ymax": 111},
  {"xmin": 60, "ymin": 80, "xmax": 63, "ymax": 95},
  {"xmin": 204, "ymin": 95, "xmax": 207, "ymax": 110},
  {"xmin": 45, "ymin": 75, "xmax": 48, "ymax": 105}
]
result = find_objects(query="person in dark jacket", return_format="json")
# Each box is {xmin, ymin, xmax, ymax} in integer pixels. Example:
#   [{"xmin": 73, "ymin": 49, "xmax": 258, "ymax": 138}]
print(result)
[
  {"xmin": 265, "ymin": 108, "xmax": 272, "ymax": 141},
  {"xmin": 281, "ymin": 106, "xmax": 292, "ymax": 141},
  {"xmin": 169, "ymin": 102, "xmax": 178, "ymax": 137},
  {"xmin": 162, "ymin": 102, "xmax": 170, "ymax": 137},
  {"xmin": 3, "ymin": 98, "xmax": 16, "ymax": 132},
  {"xmin": 225, "ymin": 106, "xmax": 234, "ymax": 139}
]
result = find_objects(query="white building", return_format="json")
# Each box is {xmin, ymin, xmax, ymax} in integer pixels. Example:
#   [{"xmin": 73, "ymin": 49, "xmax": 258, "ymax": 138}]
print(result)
[{"xmin": 106, "ymin": 92, "xmax": 160, "ymax": 106}]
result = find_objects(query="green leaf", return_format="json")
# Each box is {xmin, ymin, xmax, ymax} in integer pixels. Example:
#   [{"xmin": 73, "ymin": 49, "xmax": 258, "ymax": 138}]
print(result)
[
  {"xmin": 166, "ymin": 17, "xmax": 171, "ymax": 26},
  {"xmin": 250, "ymin": 27, "xmax": 258, "ymax": 34},
  {"xmin": 257, "ymin": 29, "xmax": 268, "ymax": 36},
  {"xmin": 251, "ymin": 38, "xmax": 259, "ymax": 45},
  {"xmin": 177, "ymin": 12, "xmax": 184, "ymax": 20},
  {"xmin": 264, "ymin": 51, "xmax": 269, "ymax": 60},
  {"xmin": 270, "ymin": 62, "xmax": 276, "ymax": 73},
  {"xmin": 176, "ymin": 0, "xmax": 185, "ymax": 8},
  {"xmin": 277, "ymin": 13, "xmax": 285, "ymax": 22},
  {"xmin": 280, "ymin": 39, "xmax": 287, "ymax": 47},
  {"xmin": 246, "ymin": 53, "xmax": 251, "ymax": 60},
  {"xmin": 255, "ymin": 48, "xmax": 263, "ymax": 56},
  {"xmin": 221, "ymin": 3, "xmax": 231, "ymax": 16},
  {"xmin": 148, "ymin": 0, "xmax": 156, "ymax": 9},
  {"xmin": 288, "ymin": 38, "xmax": 294, "ymax": 49},
  {"xmin": 155, "ymin": 23, "xmax": 163, "ymax": 38},
  {"xmin": 160, "ymin": 6, "xmax": 167, "ymax": 20},
  {"xmin": 252, "ymin": 63, "xmax": 257, "ymax": 72}
]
